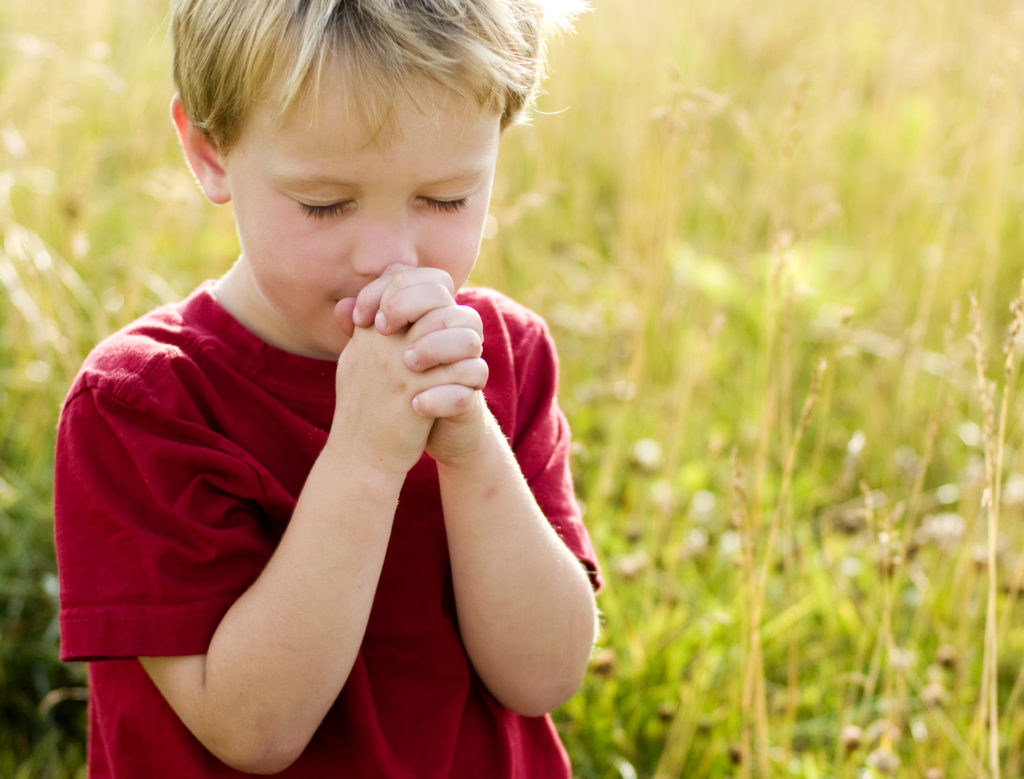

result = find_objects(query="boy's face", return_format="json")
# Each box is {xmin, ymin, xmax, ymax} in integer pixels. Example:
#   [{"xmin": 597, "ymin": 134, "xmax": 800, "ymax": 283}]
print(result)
[{"xmin": 181, "ymin": 74, "xmax": 501, "ymax": 360}]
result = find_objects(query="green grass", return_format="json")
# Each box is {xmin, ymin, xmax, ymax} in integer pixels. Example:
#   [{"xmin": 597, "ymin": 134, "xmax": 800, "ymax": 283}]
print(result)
[{"xmin": 4, "ymin": 0, "xmax": 1024, "ymax": 776}]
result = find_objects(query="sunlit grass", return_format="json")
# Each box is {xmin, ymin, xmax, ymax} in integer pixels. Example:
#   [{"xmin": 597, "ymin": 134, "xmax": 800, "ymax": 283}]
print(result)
[{"xmin": 4, "ymin": 0, "xmax": 1024, "ymax": 776}]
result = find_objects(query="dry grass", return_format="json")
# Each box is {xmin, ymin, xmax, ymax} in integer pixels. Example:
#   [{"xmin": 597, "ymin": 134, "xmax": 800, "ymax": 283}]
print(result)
[{"xmin": 4, "ymin": 0, "xmax": 1024, "ymax": 776}]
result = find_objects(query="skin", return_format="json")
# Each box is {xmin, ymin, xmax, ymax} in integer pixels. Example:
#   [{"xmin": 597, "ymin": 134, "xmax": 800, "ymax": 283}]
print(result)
[{"xmin": 139, "ymin": 72, "xmax": 598, "ymax": 774}]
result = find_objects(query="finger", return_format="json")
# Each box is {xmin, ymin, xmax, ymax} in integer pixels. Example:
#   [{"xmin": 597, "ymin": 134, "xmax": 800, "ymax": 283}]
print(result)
[
  {"xmin": 381, "ymin": 264, "xmax": 455, "ymax": 300},
  {"xmin": 352, "ymin": 268, "xmax": 408, "ymax": 328},
  {"xmin": 376, "ymin": 280, "xmax": 456, "ymax": 335},
  {"xmin": 374, "ymin": 266, "xmax": 455, "ymax": 331},
  {"xmin": 408, "ymin": 356, "xmax": 488, "ymax": 401},
  {"xmin": 333, "ymin": 297, "xmax": 358, "ymax": 338},
  {"xmin": 430, "ymin": 356, "xmax": 488, "ymax": 392},
  {"xmin": 405, "ymin": 328, "xmax": 484, "ymax": 372},
  {"xmin": 406, "ymin": 304, "xmax": 483, "ymax": 341},
  {"xmin": 411, "ymin": 385, "xmax": 481, "ymax": 418}
]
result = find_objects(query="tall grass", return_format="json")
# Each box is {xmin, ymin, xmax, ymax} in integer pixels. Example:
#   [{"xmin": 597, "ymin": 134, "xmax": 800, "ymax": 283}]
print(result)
[{"xmin": 3, "ymin": 0, "xmax": 1024, "ymax": 776}]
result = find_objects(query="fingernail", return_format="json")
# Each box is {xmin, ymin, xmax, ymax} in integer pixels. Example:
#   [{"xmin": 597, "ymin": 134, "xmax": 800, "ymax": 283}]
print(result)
[{"xmin": 375, "ymin": 310, "xmax": 387, "ymax": 332}]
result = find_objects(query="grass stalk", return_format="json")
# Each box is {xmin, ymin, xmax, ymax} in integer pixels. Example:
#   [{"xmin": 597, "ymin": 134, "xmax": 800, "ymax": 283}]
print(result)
[
  {"xmin": 739, "ymin": 358, "xmax": 825, "ymax": 775},
  {"xmin": 967, "ymin": 279, "xmax": 1024, "ymax": 778}
]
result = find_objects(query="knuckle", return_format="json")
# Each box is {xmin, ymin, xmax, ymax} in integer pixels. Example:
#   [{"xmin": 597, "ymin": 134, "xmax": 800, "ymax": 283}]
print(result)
[
  {"xmin": 458, "ymin": 358, "xmax": 488, "ymax": 388},
  {"xmin": 417, "ymin": 342, "xmax": 439, "ymax": 366},
  {"xmin": 384, "ymin": 262, "xmax": 411, "ymax": 277},
  {"xmin": 432, "ymin": 282, "xmax": 455, "ymax": 305},
  {"xmin": 465, "ymin": 330, "xmax": 484, "ymax": 355},
  {"xmin": 464, "ymin": 307, "xmax": 483, "ymax": 329},
  {"xmin": 429, "ymin": 268, "xmax": 455, "ymax": 289},
  {"xmin": 380, "ymin": 291, "xmax": 406, "ymax": 320}
]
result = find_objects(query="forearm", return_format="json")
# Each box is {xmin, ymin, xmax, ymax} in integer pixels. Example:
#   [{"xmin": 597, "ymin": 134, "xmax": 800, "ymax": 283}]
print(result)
[
  {"xmin": 436, "ymin": 407, "xmax": 598, "ymax": 717},
  {"xmin": 142, "ymin": 439, "xmax": 404, "ymax": 773}
]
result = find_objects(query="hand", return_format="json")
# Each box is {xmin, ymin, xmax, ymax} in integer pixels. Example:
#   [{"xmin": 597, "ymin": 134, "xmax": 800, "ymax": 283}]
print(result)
[{"xmin": 331, "ymin": 265, "xmax": 489, "ymax": 469}]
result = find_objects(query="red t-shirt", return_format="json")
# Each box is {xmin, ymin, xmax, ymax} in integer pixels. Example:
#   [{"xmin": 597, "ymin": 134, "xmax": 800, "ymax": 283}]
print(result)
[{"xmin": 54, "ymin": 282, "xmax": 600, "ymax": 778}]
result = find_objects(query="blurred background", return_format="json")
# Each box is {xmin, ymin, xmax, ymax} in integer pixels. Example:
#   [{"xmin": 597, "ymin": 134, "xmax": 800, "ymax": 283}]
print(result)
[{"xmin": 3, "ymin": 0, "xmax": 1024, "ymax": 776}]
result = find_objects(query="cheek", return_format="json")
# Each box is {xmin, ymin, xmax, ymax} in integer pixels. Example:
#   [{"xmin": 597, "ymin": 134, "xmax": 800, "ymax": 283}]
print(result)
[
  {"xmin": 241, "ymin": 207, "xmax": 336, "ymax": 281},
  {"xmin": 234, "ymin": 196, "xmax": 283, "ymax": 260},
  {"xmin": 420, "ymin": 212, "xmax": 487, "ymax": 275}
]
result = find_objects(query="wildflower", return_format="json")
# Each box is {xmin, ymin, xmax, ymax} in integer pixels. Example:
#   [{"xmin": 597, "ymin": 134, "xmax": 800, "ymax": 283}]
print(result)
[
  {"xmin": 614, "ymin": 551, "xmax": 649, "ymax": 580},
  {"xmin": 630, "ymin": 438, "xmax": 663, "ymax": 473}
]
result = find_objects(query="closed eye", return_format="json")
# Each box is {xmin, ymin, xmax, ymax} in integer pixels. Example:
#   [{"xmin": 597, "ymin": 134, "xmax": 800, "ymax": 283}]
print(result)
[
  {"xmin": 299, "ymin": 201, "xmax": 351, "ymax": 220},
  {"xmin": 423, "ymin": 198, "xmax": 468, "ymax": 214},
  {"xmin": 299, "ymin": 198, "xmax": 468, "ymax": 219}
]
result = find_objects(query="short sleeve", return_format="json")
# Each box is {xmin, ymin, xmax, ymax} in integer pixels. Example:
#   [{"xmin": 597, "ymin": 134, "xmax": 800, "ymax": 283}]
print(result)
[
  {"xmin": 505, "ymin": 313, "xmax": 602, "ymax": 591},
  {"xmin": 54, "ymin": 386, "xmax": 278, "ymax": 661}
]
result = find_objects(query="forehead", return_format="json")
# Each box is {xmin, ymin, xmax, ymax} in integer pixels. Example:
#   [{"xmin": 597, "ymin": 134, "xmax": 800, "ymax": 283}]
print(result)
[
  {"xmin": 261, "ymin": 65, "xmax": 495, "ymax": 142},
  {"xmin": 235, "ymin": 71, "xmax": 502, "ymax": 183}
]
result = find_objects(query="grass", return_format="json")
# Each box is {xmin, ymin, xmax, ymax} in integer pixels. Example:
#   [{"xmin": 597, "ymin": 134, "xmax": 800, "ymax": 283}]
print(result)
[{"xmin": 3, "ymin": 0, "xmax": 1024, "ymax": 776}]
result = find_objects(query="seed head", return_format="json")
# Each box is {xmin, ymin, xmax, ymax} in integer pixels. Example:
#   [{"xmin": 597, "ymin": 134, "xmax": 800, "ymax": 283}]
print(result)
[
  {"xmin": 727, "ymin": 744, "xmax": 743, "ymax": 765},
  {"xmin": 840, "ymin": 724, "xmax": 863, "ymax": 754},
  {"xmin": 935, "ymin": 644, "xmax": 958, "ymax": 670},
  {"xmin": 921, "ymin": 681, "xmax": 947, "ymax": 708},
  {"xmin": 866, "ymin": 748, "xmax": 900, "ymax": 774},
  {"xmin": 591, "ymin": 647, "xmax": 618, "ymax": 677}
]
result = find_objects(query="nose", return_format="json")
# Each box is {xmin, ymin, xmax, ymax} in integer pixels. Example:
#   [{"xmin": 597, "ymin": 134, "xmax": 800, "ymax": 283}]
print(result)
[{"xmin": 349, "ymin": 215, "xmax": 417, "ymax": 278}]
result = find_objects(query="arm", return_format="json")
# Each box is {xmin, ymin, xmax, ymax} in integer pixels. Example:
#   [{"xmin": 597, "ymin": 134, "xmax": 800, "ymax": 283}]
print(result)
[
  {"xmin": 385, "ymin": 284, "xmax": 597, "ymax": 716},
  {"xmin": 141, "ymin": 443, "xmax": 404, "ymax": 774},
  {"xmin": 430, "ymin": 402, "xmax": 598, "ymax": 717}
]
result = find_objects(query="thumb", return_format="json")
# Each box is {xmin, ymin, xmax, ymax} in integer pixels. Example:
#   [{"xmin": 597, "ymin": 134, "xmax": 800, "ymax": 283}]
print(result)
[{"xmin": 333, "ymin": 297, "xmax": 358, "ymax": 338}]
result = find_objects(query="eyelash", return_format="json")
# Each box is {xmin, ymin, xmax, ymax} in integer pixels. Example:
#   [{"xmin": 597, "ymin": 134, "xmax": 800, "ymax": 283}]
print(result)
[
  {"xmin": 300, "ymin": 202, "xmax": 348, "ymax": 220},
  {"xmin": 299, "ymin": 198, "xmax": 469, "ymax": 220},
  {"xmin": 425, "ymin": 198, "xmax": 468, "ymax": 214},
  {"xmin": 299, "ymin": 201, "xmax": 348, "ymax": 220}
]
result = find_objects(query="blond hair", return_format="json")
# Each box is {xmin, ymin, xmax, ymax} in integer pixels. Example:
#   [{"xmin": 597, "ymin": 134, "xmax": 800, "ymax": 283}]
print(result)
[{"xmin": 171, "ymin": 0, "xmax": 585, "ymax": 152}]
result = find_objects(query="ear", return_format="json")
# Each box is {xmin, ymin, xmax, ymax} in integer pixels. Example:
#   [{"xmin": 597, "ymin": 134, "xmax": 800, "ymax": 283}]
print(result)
[{"xmin": 171, "ymin": 95, "xmax": 231, "ymax": 205}]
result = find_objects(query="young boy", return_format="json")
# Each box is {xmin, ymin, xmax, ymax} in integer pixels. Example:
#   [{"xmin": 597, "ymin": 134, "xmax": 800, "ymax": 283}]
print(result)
[{"xmin": 53, "ymin": 0, "xmax": 601, "ymax": 775}]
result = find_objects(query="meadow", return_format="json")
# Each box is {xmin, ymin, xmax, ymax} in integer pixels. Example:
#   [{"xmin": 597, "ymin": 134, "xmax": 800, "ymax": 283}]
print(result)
[{"xmin": 3, "ymin": 0, "xmax": 1024, "ymax": 776}]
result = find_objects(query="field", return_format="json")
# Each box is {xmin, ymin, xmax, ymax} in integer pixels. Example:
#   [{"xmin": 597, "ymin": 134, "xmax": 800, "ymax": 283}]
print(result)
[{"xmin": 3, "ymin": 0, "xmax": 1024, "ymax": 776}]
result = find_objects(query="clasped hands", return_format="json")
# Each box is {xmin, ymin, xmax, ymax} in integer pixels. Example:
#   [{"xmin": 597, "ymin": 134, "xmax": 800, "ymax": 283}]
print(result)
[{"xmin": 330, "ymin": 264, "xmax": 488, "ymax": 473}]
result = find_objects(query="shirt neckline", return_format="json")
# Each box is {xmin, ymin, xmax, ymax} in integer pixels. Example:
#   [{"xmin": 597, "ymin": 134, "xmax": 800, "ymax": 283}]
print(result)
[{"xmin": 182, "ymin": 281, "xmax": 338, "ymax": 403}]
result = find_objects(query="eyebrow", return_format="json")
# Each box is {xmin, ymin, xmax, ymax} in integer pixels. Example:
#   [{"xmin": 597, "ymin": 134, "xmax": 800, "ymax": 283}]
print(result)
[{"xmin": 271, "ymin": 167, "xmax": 488, "ymax": 190}]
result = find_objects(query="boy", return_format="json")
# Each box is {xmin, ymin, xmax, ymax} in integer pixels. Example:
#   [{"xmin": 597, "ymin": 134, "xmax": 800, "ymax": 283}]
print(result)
[{"xmin": 53, "ymin": 0, "xmax": 601, "ymax": 776}]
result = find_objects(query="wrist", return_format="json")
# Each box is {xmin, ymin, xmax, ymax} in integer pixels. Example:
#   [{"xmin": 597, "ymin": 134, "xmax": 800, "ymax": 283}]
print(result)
[
  {"xmin": 320, "ymin": 429, "xmax": 416, "ymax": 492},
  {"xmin": 430, "ymin": 401, "xmax": 500, "ymax": 473}
]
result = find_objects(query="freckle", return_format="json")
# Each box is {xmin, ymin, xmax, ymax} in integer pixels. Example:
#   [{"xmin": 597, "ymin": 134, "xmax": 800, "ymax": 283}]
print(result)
[{"xmin": 483, "ymin": 484, "xmax": 498, "ymax": 501}]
